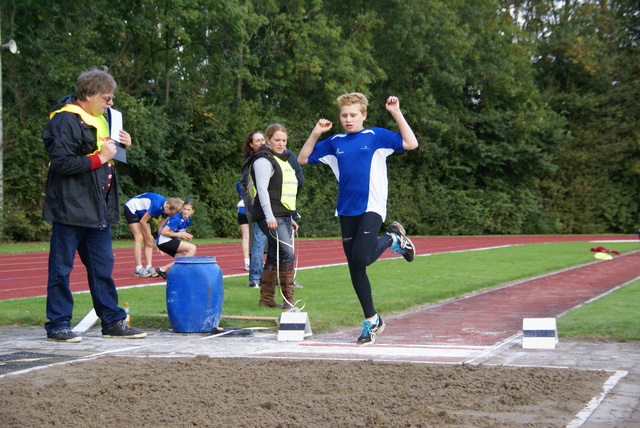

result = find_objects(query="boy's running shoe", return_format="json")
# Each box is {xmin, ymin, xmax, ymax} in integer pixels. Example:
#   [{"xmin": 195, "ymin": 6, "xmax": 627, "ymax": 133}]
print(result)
[
  {"xmin": 134, "ymin": 267, "xmax": 150, "ymax": 278},
  {"xmin": 356, "ymin": 316, "xmax": 385, "ymax": 345},
  {"xmin": 146, "ymin": 267, "xmax": 159, "ymax": 277},
  {"xmin": 47, "ymin": 329, "xmax": 82, "ymax": 343},
  {"xmin": 387, "ymin": 221, "xmax": 415, "ymax": 262},
  {"xmin": 156, "ymin": 268, "xmax": 167, "ymax": 279},
  {"xmin": 102, "ymin": 320, "xmax": 147, "ymax": 339}
]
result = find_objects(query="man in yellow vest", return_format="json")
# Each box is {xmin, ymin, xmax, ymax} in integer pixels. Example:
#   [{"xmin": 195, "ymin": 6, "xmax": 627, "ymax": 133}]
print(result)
[{"xmin": 42, "ymin": 68, "xmax": 146, "ymax": 342}]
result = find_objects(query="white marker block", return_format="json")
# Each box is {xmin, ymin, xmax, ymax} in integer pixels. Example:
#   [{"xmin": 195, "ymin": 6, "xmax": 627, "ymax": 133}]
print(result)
[
  {"xmin": 522, "ymin": 318, "xmax": 558, "ymax": 349},
  {"xmin": 277, "ymin": 311, "xmax": 312, "ymax": 341},
  {"xmin": 72, "ymin": 308, "xmax": 99, "ymax": 333}
]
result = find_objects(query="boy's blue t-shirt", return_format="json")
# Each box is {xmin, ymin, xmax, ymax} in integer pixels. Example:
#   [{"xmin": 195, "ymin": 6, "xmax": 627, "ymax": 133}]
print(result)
[
  {"xmin": 157, "ymin": 212, "xmax": 193, "ymax": 245},
  {"xmin": 125, "ymin": 192, "xmax": 167, "ymax": 219},
  {"xmin": 307, "ymin": 127, "xmax": 404, "ymax": 220}
]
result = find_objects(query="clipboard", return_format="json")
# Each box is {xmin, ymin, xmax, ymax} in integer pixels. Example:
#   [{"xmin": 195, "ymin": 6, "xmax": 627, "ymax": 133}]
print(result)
[{"xmin": 107, "ymin": 108, "xmax": 127, "ymax": 163}]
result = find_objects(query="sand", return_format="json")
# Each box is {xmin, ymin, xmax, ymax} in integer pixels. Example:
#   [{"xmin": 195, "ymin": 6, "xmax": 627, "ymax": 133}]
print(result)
[{"xmin": 0, "ymin": 355, "xmax": 609, "ymax": 427}]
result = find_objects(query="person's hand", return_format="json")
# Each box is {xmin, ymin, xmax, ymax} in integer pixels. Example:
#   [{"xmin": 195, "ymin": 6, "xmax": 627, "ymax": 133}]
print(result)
[
  {"xmin": 118, "ymin": 130, "xmax": 132, "ymax": 149},
  {"xmin": 313, "ymin": 118, "xmax": 332, "ymax": 136},
  {"xmin": 181, "ymin": 232, "xmax": 193, "ymax": 241},
  {"xmin": 267, "ymin": 219, "xmax": 278, "ymax": 230},
  {"xmin": 292, "ymin": 220, "xmax": 299, "ymax": 232},
  {"xmin": 98, "ymin": 139, "xmax": 117, "ymax": 163},
  {"xmin": 144, "ymin": 237, "xmax": 155, "ymax": 247},
  {"xmin": 385, "ymin": 96, "xmax": 401, "ymax": 114}
]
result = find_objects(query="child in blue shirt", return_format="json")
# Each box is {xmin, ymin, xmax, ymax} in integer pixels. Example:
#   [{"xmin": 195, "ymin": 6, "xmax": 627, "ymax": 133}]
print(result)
[
  {"xmin": 299, "ymin": 93, "xmax": 419, "ymax": 345},
  {"xmin": 124, "ymin": 192, "xmax": 183, "ymax": 277},
  {"xmin": 156, "ymin": 200, "xmax": 197, "ymax": 278}
]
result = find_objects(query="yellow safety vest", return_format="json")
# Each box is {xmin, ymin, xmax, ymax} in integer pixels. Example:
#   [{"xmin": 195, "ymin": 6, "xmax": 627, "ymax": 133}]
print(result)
[
  {"xmin": 273, "ymin": 156, "xmax": 297, "ymax": 211},
  {"xmin": 50, "ymin": 104, "xmax": 110, "ymax": 155}
]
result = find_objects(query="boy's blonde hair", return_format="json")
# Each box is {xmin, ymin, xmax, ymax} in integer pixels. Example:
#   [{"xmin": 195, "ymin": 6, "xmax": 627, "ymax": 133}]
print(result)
[
  {"xmin": 337, "ymin": 92, "xmax": 368, "ymax": 115},
  {"xmin": 166, "ymin": 198, "xmax": 184, "ymax": 215}
]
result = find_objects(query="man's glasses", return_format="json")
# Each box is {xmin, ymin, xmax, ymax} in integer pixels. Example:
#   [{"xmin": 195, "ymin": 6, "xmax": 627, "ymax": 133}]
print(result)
[{"xmin": 102, "ymin": 95, "xmax": 116, "ymax": 102}]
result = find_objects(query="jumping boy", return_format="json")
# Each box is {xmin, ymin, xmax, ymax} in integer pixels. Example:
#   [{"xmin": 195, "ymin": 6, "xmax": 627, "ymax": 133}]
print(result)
[{"xmin": 298, "ymin": 93, "xmax": 419, "ymax": 345}]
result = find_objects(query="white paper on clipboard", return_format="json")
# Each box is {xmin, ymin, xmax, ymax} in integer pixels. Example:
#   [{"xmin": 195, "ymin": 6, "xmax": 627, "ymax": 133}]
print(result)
[{"xmin": 107, "ymin": 108, "xmax": 127, "ymax": 163}]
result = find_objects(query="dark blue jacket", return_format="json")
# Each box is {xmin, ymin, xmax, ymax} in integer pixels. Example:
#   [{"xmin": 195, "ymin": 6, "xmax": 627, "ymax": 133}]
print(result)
[{"xmin": 42, "ymin": 95, "xmax": 120, "ymax": 228}]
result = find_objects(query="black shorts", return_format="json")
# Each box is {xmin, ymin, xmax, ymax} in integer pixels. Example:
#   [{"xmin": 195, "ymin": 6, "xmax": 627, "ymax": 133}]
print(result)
[
  {"xmin": 238, "ymin": 213, "xmax": 249, "ymax": 225},
  {"xmin": 124, "ymin": 205, "xmax": 140, "ymax": 224},
  {"xmin": 158, "ymin": 239, "xmax": 181, "ymax": 257}
]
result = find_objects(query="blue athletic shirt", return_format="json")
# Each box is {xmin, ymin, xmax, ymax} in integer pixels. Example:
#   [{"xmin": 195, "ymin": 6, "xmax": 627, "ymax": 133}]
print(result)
[
  {"xmin": 125, "ymin": 192, "xmax": 167, "ymax": 219},
  {"xmin": 236, "ymin": 181, "xmax": 246, "ymax": 215},
  {"xmin": 307, "ymin": 127, "xmax": 405, "ymax": 220},
  {"xmin": 157, "ymin": 212, "xmax": 193, "ymax": 246}
]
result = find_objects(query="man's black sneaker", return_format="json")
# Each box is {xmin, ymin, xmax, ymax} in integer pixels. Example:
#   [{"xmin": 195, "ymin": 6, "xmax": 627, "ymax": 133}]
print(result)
[
  {"xmin": 247, "ymin": 282, "xmax": 259, "ymax": 289},
  {"xmin": 156, "ymin": 268, "xmax": 167, "ymax": 279},
  {"xmin": 356, "ymin": 316, "xmax": 385, "ymax": 345},
  {"xmin": 102, "ymin": 320, "xmax": 147, "ymax": 339},
  {"xmin": 47, "ymin": 329, "xmax": 82, "ymax": 343},
  {"xmin": 387, "ymin": 221, "xmax": 415, "ymax": 262}
]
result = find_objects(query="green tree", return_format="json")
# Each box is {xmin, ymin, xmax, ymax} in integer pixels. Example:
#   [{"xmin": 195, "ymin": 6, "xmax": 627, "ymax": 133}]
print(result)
[{"xmin": 522, "ymin": 0, "xmax": 640, "ymax": 232}]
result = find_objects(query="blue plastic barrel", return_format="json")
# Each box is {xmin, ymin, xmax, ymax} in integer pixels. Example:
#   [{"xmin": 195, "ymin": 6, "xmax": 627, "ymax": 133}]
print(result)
[{"xmin": 166, "ymin": 257, "xmax": 224, "ymax": 333}]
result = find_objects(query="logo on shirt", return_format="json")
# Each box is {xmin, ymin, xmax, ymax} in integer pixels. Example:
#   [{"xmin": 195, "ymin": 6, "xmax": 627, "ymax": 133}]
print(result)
[
  {"xmin": 360, "ymin": 145, "xmax": 370, "ymax": 151},
  {"xmin": 336, "ymin": 148, "xmax": 345, "ymax": 155}
]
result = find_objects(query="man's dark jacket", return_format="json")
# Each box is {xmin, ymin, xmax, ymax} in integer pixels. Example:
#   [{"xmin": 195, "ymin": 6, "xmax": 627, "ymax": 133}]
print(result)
[{"xmin": 42, "ymin": 95, "xmax": 120, "ymax": 228}]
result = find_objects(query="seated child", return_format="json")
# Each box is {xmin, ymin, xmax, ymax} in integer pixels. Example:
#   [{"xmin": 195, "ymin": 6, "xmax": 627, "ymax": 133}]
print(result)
[{"xmin": 156, "ymin": 200, "xmax": 197, "ymax": 279}]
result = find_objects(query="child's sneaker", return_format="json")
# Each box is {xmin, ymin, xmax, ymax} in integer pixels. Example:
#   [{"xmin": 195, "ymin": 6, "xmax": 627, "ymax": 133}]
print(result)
[
  {"xmin": 386, "ymin": 221, "xmax": 415, "ymax": 262},
  {"xmin": 156, "ymin": 268, "xmax": 167, "ymax": 279},
  {"xmin": 356, "ymin": 316, "xmax": 385, "ymax": 345},
  {"xmin": 146, "ymin": 267, "xmax": 159, "ymax": 277},
  {"xmin": 134, "ymin": 267, "xmax": 150, "ymax": 278}
]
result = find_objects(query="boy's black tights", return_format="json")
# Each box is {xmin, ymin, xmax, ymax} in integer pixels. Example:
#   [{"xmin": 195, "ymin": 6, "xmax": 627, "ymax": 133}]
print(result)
[{"xmin": 340, "ymin": 212, "xmax": 394, "ymax": 319}]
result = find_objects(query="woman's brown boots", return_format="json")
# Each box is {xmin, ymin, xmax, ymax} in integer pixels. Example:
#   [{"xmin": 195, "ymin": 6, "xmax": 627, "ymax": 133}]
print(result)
[
  {"xmin": 258, "ymin": 263, "xmax": 279, "ymax": 307},
  {"xmin": 278, "ymin": 264, "xmax": 295, "ymax": 309},
  {"xmin": 258, "ymin": 263, "xmax": 295, "ymax": 309}
]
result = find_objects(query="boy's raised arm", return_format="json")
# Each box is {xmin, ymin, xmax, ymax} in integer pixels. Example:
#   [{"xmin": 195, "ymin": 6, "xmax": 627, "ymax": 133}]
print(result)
[
  {"xmin": 298, "ymin": 119, "xmax": 332, "ymax": 165},
  {"xmin": 385, "ymin": 96, "xmax": 419, "ymax": 151}
]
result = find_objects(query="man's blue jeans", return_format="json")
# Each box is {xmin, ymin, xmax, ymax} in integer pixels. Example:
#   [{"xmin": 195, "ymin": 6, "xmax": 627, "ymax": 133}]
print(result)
[
  {"xmin": 257, "ymin": 216, "xmax": 295, "ymax": 266},
  {"xmin": 45, "ymin": 222, "xmax": 125, "ymax": 335},
  {"xmin": 249, "ymin": 224, "xmax": 267, "ymax": 284}
]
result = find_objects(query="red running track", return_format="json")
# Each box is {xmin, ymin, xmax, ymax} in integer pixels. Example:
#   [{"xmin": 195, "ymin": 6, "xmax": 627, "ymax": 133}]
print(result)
[{"xmin": 0, "ymin": 235, "xmax": 635, "ymax": 301}]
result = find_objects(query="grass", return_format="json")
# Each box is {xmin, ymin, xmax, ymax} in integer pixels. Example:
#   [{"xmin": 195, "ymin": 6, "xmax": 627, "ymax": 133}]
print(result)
[
  {"xmin": 1, "ymin": 241, "xmax": 638, "ymax": 341},
  {"xmin": 558, "ymin": 279, "xmax": 640, "ymax": 341}
]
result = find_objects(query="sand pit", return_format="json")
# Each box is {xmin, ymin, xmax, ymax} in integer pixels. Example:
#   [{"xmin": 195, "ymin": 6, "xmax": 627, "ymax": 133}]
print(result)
[{"xmin": 0, "ymin": 355, "xmax": 610, "ymax": 427}]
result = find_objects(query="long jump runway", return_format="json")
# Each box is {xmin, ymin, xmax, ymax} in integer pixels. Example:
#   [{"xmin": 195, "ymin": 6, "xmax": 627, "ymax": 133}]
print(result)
[
  {"xmin": 259, "ymin": 237, "xmax": 640, "ymax": 363},
  {"xmin": 1, "ymin": 235, "xmax": 638, "ymax": 364}
]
